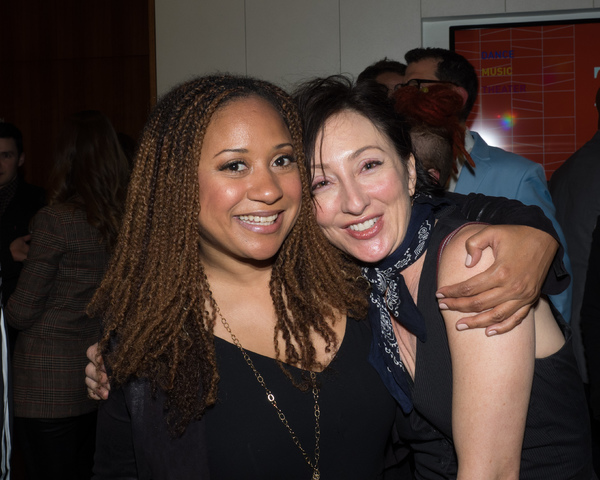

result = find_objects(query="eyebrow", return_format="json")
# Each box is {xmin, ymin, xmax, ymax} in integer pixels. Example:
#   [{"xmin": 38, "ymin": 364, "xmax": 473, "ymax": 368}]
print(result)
[
  {"xmin": 350, "ymin": 145, "xmax": 384, "ymax": 159},
  {"xmin": 314, "ymin": 145, "xmax": 385, "ymax": 172},
  {"xmin": 213, "ymin": 142, "xmax": 293, "ymax": 158}
]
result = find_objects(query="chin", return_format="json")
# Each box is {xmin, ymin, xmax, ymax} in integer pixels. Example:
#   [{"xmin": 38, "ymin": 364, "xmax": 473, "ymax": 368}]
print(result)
[{"xmin": 345, "ymin": 247, "xmax": 390, "ymax": 265}]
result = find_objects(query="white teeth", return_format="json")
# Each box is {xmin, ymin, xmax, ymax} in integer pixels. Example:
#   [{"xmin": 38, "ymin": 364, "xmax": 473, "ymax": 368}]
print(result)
[
  {"xmin": 238, "ymin": 214, "xmax": 278, "ymax": 225},
  {"xmin": 349, "ymin": 217, "xmax": 379, "ymax": 232}
]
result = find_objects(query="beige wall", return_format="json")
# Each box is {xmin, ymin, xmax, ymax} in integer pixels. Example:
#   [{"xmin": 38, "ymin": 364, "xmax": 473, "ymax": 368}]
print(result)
[{"xmin": 154, "ymin": 0, "xmax": 599, "ymax": 95}]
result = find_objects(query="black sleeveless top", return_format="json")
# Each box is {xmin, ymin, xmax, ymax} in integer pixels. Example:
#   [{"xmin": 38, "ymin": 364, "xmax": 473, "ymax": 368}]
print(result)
[
  {"xmin": 395, "ymin": 205, "xmax": 596, "ymax": 479},
  {"xmin": 204, "ymin": 317, "xmax": 397, "ymax": 480}
]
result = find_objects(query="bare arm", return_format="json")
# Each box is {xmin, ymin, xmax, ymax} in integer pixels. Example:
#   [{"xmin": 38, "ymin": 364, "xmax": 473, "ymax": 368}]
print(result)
[
  {"xmin": 86, "ymin": 343, "xmax": 110, "ymax": 400},
  {"xmin": 437, "ymin": 224, "xmax": 557, "ymax": 335},
  {"xmin": 438, "ymin": 225, "xmax": 534, "ymax": 479}
]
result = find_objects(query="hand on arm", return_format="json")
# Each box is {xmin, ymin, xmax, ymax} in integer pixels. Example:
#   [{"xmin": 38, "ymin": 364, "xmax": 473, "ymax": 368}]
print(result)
[
  {"xmin": 86, "ymin": 343, "xmax": 110, "ymax": 400},
  {"xmin": 436, "ymin": 225, "xmax": 557, "ymax": 335},
  {"xmin": 438, "ymin": 225, "xmax": 534, "ymax": 479},
  {"xmin": 10, "ymin": 234, "xmax": 31, "ymax": 262}
]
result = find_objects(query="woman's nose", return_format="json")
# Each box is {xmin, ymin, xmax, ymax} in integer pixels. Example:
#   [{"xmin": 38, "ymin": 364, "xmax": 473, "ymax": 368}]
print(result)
[
  {"xmin": 247, "ymin": 168, "xmax": 284, "ymax": 204},
  {"xmin": 340, "ymin": 179, "xmax": 370, "ymax": 215}
]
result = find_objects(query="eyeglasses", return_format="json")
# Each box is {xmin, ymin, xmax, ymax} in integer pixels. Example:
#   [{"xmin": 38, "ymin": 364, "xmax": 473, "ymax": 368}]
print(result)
[{"xmin": 397, "ymin": 78, "xmax": 456, "ymax": 90}]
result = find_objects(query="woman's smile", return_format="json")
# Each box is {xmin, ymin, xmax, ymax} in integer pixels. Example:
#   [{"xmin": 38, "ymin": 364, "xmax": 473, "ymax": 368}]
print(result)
[{"xmin": 197, "ymin": 96, "xmax": 302, "ymax": 265}]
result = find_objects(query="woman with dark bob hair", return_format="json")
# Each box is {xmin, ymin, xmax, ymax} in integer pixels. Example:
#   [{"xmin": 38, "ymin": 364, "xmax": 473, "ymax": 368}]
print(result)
[
  {"xmin": 88, "ymin": 74, "xmax": 570, "ymax": 479},
  {"xmin": 6, "ymin": 110, "xmax": 130, "ymax": 479},
  {"xmin": 294, "ymin": 75, "xmax": 595, "ymax": 479}
]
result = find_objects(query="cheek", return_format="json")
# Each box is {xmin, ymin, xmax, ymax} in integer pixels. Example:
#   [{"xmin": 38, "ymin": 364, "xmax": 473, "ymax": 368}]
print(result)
[{"xmin": 312, "ymin": 193, "xmax": 338, "ymax": 230}]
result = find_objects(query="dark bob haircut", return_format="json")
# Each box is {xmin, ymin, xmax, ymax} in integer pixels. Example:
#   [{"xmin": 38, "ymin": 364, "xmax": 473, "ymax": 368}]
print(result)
[{"xmin": 293, "ymin": 74, "xmax": 439, "ymax": 196}]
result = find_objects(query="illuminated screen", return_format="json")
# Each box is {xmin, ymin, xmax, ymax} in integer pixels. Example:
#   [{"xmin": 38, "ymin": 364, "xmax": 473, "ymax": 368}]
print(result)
[{"xmin": 450, "ymin": 19, "xmax": 600, "ymax": 179}]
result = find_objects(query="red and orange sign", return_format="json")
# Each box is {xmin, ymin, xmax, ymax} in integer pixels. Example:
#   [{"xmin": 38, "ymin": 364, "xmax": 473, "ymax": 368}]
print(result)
[{"xmin": 452, "ymin": 20, "xmax": 600, "ymax": 179}]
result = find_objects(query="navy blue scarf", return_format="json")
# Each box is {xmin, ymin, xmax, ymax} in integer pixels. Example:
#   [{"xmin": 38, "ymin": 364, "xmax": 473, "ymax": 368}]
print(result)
[{"xmin": 362, "ymin": 195, "xmax": 448, "ymax": 412}]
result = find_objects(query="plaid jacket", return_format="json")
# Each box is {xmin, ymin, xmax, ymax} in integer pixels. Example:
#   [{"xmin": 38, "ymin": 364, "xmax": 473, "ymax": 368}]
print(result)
[{"xmin": 5, "ymin": 203, "xmax": 109, "ymax": 418}]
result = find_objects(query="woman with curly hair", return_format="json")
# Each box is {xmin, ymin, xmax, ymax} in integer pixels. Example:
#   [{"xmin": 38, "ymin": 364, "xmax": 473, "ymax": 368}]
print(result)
[
  {"xmin": 6, "ymin": 110, "xmax": 129, "ymax": 479},
  {"xmin": 89, "ymin": 75, "xmax": 398, "ymax": 480}
]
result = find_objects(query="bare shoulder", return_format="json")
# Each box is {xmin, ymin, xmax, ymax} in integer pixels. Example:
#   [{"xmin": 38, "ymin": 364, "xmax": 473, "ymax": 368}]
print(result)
[{"xmin": 438, "ymin": 223, "xmax": 493, "ymax": 286}]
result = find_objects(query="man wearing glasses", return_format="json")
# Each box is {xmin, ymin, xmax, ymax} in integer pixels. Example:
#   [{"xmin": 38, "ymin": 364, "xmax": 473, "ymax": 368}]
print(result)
[{"xmin": 401, "ymin": 48, "xmax": 573, "ymax": 331}]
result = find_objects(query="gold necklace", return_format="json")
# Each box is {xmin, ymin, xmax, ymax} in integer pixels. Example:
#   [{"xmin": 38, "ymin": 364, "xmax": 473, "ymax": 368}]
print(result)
[{"xmin": 214, "ymin": 302, "xmax": 321, "ymax": 480}]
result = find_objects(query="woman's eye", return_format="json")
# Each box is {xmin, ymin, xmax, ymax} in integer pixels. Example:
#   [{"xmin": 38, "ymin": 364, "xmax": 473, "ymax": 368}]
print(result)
[
  {"xmin": 220, "ymin": 161, "xmax": 247, "ymax": 172},
  {"xmin": 273, "ymin": 155, "xmax": 296, "ymax": 167},
  {"xmin": 311, "ymin": 179, "xmax": 329, "ymax": 191},
  {"xmin": 362, "ymin": 160, "xmax": 382, "ymax": 171}
]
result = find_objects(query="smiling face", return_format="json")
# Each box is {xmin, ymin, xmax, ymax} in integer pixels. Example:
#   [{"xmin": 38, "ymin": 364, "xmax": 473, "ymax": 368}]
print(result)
[
  {"xmin": 311, "ymin": 110, "xmax": 416, "ymax": 264},
  {"xmin": 197, "ymin": 96, "xmax": 302, "ymax": 267}
]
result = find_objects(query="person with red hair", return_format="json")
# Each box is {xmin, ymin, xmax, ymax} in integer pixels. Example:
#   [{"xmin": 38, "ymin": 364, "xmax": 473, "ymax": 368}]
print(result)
[{"xmin": 393, "ymin": 83, "xmax": 471, "ymax": 188}]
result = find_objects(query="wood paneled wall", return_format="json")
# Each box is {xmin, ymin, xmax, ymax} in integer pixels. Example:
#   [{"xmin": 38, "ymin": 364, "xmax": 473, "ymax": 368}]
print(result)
[{"xmin": 0, "ymin": 0, "xmax": 155, "ymax": 189}]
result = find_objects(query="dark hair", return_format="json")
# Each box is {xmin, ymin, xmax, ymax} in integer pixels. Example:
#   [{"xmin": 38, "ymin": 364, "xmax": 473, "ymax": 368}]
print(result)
[
  {"xmin": 0, "ymin": 121, "xmax": 24, "ymax": 157},
  {"xmin": 404, "ymin": 47, "xmax": 478, "ymax": 121},
  {"xmin": 294, "ymin": 75, "xmax": 438, "ymax": 196},
  {"xmin": 49, "ymin": 110, "xmax": 130, "ymax": 250},
  {"xmin": 357, "ymin": 58, "xmax": 407, "ymax": 84},
  {"xmin": 89, "ymin": 74, "xmax": 367, "ymax": 436}
]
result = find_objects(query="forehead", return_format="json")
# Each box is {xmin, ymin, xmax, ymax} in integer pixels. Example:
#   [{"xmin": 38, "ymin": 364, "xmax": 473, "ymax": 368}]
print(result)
[
  {"xmin": 210, "ymin": 95, "xmax": 286, "ymax": 130},
  {"xmin": 404, "ymin": 58, "xmax": 440, "ymax": 81},
  {"xmin": 318, "ymin": 110, "xmax": 392, "ymax": 155},
  {"xmin": 0, "ymin": 137, "xmax": 18, "ymax": 153},
  {"xmin": 201, "ymin": 95, "xmax": 292, "ymax": 155}
]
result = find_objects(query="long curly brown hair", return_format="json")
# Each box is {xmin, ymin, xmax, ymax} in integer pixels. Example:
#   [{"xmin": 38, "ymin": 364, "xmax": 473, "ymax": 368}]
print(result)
[
  {"xmin": 50, "ymin": 110, "xmax": 130, "ymax": 250},
  {"xmin": 88, "ymin": 75, "xmax": 368, "ymax": 436}
]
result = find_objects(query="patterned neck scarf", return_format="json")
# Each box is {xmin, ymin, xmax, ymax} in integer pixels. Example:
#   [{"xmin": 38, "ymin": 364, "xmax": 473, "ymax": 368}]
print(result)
[{"xmin": 362, "ymin": 194, "xmax": 448, "ymax": 412}]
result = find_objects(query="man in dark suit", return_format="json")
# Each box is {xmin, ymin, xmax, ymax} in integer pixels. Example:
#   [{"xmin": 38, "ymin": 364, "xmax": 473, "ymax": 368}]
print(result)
[{"xmin": 550, "ymin": 86, "xmax": 600, "ymax": 392}]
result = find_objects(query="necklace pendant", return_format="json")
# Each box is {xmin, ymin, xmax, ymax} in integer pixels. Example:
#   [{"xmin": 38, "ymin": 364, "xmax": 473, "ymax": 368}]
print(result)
[{"xmin": 312, "ymin": 468, "xmax": 320, "ymax": 480}]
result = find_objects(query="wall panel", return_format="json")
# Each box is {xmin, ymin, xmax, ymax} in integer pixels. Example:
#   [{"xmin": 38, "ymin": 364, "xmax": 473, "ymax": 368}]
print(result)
[
  {"xmin": 506, "ymin": 0, "xmax": 595, "ymax": 12},
  {"xmin": 340, "ymin": 0, "xmax": 421, "ymax": 76},
  {"xmin": 421, "ymin": 0, "xmax": 504, "ymax": 18},
  {"xmin": 246, "ymin": 0, "xmax": 340, "ymax": 89},
  {"xmin": 0, "ymin": 0, "xmax": 153, "ymax": 189},
  {"xmin": 155, "ymin": 0, "xmax": 245, "ymax": 94}
]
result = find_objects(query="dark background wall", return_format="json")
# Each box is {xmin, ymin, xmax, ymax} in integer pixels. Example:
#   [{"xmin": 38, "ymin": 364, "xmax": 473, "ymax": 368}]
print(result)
[{"xmin": 0, "ymin": 0, "xmax": 156, "ymax": 189}]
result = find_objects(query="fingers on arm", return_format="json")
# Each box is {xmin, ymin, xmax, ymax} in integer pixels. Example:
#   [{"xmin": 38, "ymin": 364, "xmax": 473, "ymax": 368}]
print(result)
[{"xmin": 437, "ymin": 224, "xmax": 543, "ymax": 330}]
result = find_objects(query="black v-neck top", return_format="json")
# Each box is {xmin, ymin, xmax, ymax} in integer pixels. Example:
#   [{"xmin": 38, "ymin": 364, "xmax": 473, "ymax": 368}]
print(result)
[{"xmin": 204, "ymin": 318, "xmax": 397, "ymax": 480}]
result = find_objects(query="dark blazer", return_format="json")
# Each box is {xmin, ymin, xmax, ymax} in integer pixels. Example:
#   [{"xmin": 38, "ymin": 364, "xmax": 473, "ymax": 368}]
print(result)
[
  {"xmin": 550, "ymin": 130, "xmax": 600, "ymax": 382},
  {"xmin": 5, "ymin": 203, "xmax": 109, "ymax": 418},
  {"xmin": 582, "ymin": 215, "xmax": 600, "ymax": 421}
]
